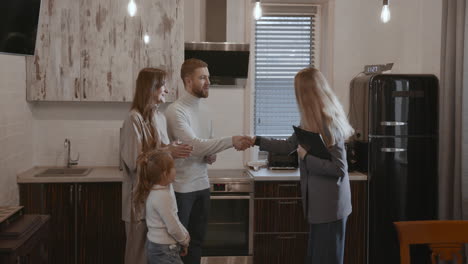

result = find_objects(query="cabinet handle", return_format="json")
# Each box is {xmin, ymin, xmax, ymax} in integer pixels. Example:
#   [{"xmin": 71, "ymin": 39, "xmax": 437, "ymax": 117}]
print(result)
[
  {"xmin": 278, "ymin": 184, "xmax": 298, "ymax": 188},
  {"xmin": 277, "ymin": 235, "xmax": 297, "ymax": 240},
  {"xmin": 78, "ymin": 185, "xmax": 82, "ymax": 203},
  {"xmin": 380, "ymin": 148, "xmax": 406, "ymax": 152},
  {"xmin": 278, "ymin": 200, "xmax": 298, "ymax": 205},
  {"xmin": 380, "ymin": 121, "xmax": 407, "ymax": 126},
  {"xmin": 69, "ymin": 185, "xmax": 73, "ymax": 205}
]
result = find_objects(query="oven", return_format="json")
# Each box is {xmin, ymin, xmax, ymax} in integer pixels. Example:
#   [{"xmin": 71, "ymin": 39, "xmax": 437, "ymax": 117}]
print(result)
[{"xmin": 202, "ymin": 170, "xmax": 254, "ymax": 264}]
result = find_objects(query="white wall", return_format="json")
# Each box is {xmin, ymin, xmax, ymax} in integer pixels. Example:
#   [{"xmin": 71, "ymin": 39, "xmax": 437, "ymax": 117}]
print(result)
[
  {"xmin": 0, "ymin": 54, "xmax": 33, "ymax": 205},
  {"xmin": 332, "ymin": 0, "xmax": 442, "ymax": 111},
  {"xmin": 184, "ymin": 0, "xmax": 206, "ymax": 42}
]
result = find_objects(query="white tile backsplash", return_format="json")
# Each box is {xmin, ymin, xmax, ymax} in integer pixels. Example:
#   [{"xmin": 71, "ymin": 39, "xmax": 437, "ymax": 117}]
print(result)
[
  {"xmin": 30, "ymin": 89, "xmax": 247, "ymax": 169},
  {"xmin": 203, "ymin": 87, "xmax": 246, "ymax": 169},
  {"xmin": 0, "ymin": 54, "xmax": 33, "ymax": 206},
  {"xmin": 33, "ymin": 119, "xmax": 125, "ymax": 167}
]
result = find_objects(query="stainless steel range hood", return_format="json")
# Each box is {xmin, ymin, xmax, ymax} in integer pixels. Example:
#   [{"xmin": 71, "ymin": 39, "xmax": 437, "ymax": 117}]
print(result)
[
  {"xmin": 185, "ymin": 42, "xmax": 249, "ymax": 52},
  {"xmin": 184, "ymin": 42, "xmax": 250, "ymax": 86}
]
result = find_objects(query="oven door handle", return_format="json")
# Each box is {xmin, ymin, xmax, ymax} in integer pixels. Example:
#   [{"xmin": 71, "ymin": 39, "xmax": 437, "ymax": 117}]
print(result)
[{"xmin": 210, "ymin": 195, "xmax": 251, "ymax": 200}]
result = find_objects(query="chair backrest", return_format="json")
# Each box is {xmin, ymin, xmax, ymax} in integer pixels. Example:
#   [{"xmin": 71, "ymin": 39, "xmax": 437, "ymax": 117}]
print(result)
[{"xmin": 393, "ymin": 220, "xmax": 468, "ymax": 264}]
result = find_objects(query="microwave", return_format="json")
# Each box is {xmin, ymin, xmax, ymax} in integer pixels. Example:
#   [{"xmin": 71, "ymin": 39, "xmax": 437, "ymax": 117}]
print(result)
[{"xmin": 267, "ymin": 151, "xmax": 299, "ymax": 170}]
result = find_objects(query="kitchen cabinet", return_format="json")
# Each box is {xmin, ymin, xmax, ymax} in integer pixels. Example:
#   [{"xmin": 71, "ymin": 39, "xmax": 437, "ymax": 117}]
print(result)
[
  {"xmin": 19, "ymin": 182, "xmax": 125, "ymax": 264},
  {"xmin": 254, "ymin": 180, "xmax": 367, "ymax": 264},
  {"xmin": 253, "ymin": 181, "xmax": 308, "ymax": 264},
  {"xmin": 26, "ymin": 0, "xmax": 183, "ymax": 102},
  {"xmin": 254, "ymin": 233, "xmax": 308, "ymax": 264}
]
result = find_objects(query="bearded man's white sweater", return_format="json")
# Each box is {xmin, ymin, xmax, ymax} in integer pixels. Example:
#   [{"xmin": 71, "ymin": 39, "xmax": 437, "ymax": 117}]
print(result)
[{"xmin": 165, "ymin": 92, "xmax": 233, "ymax": 193}]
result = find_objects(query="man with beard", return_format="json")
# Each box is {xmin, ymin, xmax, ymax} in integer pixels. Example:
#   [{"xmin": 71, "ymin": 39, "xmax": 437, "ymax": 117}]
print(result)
[{"xmin": 165, "ymin": 58, "xmax": 251, "ymax": 264}]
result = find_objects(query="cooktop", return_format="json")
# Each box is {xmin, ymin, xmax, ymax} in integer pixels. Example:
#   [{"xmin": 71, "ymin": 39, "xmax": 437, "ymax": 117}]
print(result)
[{"xmin": 207, "ymin": 169, "xmax": 252, "ymax": 183}]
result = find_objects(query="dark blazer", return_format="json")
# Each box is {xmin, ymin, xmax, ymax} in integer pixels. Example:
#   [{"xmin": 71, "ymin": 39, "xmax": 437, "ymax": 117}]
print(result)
[{"xmin": 257, "ymin": 133, "xmax": 352, "ymax": 224}]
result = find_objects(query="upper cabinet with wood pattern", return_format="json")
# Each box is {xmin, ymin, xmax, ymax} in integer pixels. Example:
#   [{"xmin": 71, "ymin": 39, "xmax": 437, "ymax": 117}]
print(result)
[{"xmin": 26, "ymin": 0, "xmax": 183, "ymax": 102}]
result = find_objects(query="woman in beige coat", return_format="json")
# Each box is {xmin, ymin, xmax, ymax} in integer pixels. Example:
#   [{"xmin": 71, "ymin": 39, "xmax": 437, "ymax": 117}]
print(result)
[{"xmin": 120, "ymin": 68, "xmax": 192, "ymax": 264}]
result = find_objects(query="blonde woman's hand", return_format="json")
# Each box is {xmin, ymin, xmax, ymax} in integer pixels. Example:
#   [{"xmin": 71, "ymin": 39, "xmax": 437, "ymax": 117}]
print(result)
[
  {"xmin": 297, "ymin": 145, "xmax": 307, "ymax": 160},
  {"xmin": 168, "ymin": 142, "xmax": 193, "ymax": 159},
  {"xmin": 232, "ymin": 136, "xmax": 253, "ymax": 151},
  {"xmin": 180, "ymin": 246, "xmax": 188, "ymax": 256}
]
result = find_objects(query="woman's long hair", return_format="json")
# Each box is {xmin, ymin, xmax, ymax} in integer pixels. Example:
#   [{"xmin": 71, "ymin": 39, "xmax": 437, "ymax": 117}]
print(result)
[
  {"xmin": 131, "ymin": 68, "xmax": 167, "ymax": 151},
  {"xmin": 133, "ymin": 150, "xmax": 175, "ymax": 212},
  {"xmin": 294, "ymin": 68, "xmax": 354, "ymax": 146}
]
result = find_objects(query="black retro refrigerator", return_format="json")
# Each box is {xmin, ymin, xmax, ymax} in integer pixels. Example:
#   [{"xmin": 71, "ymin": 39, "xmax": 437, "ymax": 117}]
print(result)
[{"xmin": 349, "ymin": 74, "xmax": 439, "ymax": 264}]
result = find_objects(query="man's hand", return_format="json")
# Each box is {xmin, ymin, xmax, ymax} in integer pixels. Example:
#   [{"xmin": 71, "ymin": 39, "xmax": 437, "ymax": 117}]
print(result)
[
  {"xmin": 297, "ymin": 145, "xmax": 307, "ymax": 160},
  {"xmin": 232, "ymin": 136, "xmax": 253, "ymax": 151},
  {"xmin": 168, "ymin": 142, "xmax": 193, "ymax": 159},
  {"xmin": 204, "ymin": 154, "xmax": 217, "ymax": 165}
]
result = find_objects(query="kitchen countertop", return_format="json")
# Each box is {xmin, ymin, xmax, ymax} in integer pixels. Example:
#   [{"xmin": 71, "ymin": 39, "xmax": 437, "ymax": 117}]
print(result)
[
  {"xmin": 17, "ymin": 166, "xmax": 367, "ymax": 183},
  {"xmin": 248, "ymin": 168, "xmax": 367, "ymax": 181},
  {"xmin": 17, "ymin": 166, "xmax": 123, "ymax": 183},
  {"xmin": 16, "ymin": 167, "xmax": 249, "ymax": 184}
]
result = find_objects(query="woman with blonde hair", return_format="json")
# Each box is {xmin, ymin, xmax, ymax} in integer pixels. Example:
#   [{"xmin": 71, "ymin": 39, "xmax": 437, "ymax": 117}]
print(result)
[
  {"xmin": 253, "ymin": 68, "xmax": 354, "ymax": 264},
  {"xmin": 120, "ymin": 68, "xmax": 192, "ymax": 264}
]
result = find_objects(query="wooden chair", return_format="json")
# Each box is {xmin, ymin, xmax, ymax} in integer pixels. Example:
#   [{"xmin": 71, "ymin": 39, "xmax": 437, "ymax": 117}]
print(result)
[{"xmin": 393, "ymin": 220, "xmax": 468, "ymax": 264}]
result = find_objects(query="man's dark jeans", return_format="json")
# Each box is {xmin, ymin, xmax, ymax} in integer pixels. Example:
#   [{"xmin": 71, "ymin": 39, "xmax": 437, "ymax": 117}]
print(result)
[{"xmin": 175, "ymin": 188, "xmax": 211, "ymax": 264}]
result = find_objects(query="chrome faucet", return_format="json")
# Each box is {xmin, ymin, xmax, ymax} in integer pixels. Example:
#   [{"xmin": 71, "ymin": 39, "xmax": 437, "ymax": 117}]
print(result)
[{"xmin": 64, "ymin": 138, "xmax": 79, "ymax": 168}]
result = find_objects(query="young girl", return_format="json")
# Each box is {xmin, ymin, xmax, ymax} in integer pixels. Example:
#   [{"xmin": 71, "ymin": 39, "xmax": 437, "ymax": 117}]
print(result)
[
  {"xmin": 134, "ymin": 150, "xmax": 190, "ymax": 264},
  {"xmin": 120, "ymin": 68, "xmax": 192, "ymax": 264}
]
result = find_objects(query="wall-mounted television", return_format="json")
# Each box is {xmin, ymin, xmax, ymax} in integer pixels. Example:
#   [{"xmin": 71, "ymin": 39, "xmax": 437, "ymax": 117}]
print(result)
[{"xmin": 0, "ymin": 0, "xmax": 42, "ymax": 56}]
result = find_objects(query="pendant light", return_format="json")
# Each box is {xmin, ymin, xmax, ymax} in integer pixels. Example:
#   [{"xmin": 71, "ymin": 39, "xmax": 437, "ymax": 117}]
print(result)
[
  {"xmin": 253, "ymin": 0, "xmax": 262, "ymax": 20},
  {"xmin": 127, "ymin": 0, "xmax": 137, "ymax": 17},
  {"xmin": 380, "ymin": 0, "xmax": 390, "ymax": 23}
]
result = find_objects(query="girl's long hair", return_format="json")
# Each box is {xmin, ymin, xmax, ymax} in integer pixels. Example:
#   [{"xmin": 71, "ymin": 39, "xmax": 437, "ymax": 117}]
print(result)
[
  {"xmin": 133, "ymin": 150, "xmax": 175, "ymax": 212},
  {"xmin": 131, "ymin": 68, "xmax": 167, "ymax": 150},
  {"xmin": 294, "ymin": 68, "xmax": 354, "ymax": 146}
]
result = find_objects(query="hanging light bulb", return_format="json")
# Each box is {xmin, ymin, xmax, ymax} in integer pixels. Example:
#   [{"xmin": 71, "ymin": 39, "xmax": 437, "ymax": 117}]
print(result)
[
  {"xmin": 127, "ymin": 0, "xmax": 137, "ymax": 17},
  {"xmin": 253, "ymin": 0, "xmax": 262, "ymax": 20},
  {"xmin": 143, "ymin": 33, "xmax": 150, "ymax": 44},
  {"xmin": 380, "ymin": 0, "xmax": 390, "ymax": 23}
]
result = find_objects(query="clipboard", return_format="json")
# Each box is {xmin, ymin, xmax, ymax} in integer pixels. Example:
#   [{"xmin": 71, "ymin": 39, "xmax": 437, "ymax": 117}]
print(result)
[{"xmin": 293, "ymin": 126, "xmax": 331, "ymax": 160}]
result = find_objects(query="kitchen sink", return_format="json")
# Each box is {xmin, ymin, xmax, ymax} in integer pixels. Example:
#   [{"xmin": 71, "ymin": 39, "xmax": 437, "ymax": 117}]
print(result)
[{"xmin": 35, "ymin": 168, "xmax": 93, "ymax": 177}]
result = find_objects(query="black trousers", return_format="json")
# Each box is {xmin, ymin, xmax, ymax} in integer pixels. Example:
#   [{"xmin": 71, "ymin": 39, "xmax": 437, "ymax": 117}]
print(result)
[
  {"xmin": 175, "ymin": 188, "xmax": 211, "ymax": 264},
  {"xmin": 306, "ymin": 216, "xmax": 348, "ymax": 264}
]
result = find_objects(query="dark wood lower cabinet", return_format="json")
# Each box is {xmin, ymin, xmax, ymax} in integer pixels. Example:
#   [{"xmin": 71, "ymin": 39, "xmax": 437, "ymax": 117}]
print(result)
[
  {"xmin": 76, "ymin": 183, "xmax": 125, "ymax": 264},
  {"xmin": 19, "ymin": 182, "xmax": 125, "ymax": 264},
  {"xmin": 254, "ymin": 180, "xmax": 367, "ymax": 264},
  {"xmin": 254, "ymin": 233, "xmax": 308, "ymax": 264},
  {"xmin": 344, "ymin": 181, "xmax": 367, "ymax": 264},
  {"xmin": 254, "ymin": 199, "xmax": 308, "ymax": 233}
]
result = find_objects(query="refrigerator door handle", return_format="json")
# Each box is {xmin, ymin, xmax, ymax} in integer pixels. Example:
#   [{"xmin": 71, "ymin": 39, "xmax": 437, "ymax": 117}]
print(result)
[
  {"xmin": 380, "ymin": 121, "xmax": 407, "ymax": 126},
  {"xmin": 380, "ymin": 148, "xmax": 407, "ymax": 152}
]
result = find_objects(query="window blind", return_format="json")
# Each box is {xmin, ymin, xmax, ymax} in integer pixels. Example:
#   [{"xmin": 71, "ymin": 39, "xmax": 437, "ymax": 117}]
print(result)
[{"xmin": 254, "ymin": 15, "xmax": 316, "ymax": 136}]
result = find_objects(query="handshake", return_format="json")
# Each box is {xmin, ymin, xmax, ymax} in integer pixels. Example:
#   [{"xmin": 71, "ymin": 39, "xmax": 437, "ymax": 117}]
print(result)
[{"xmin": 232, "ymin": 136, "xmax": 256, "ymax": 151}]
